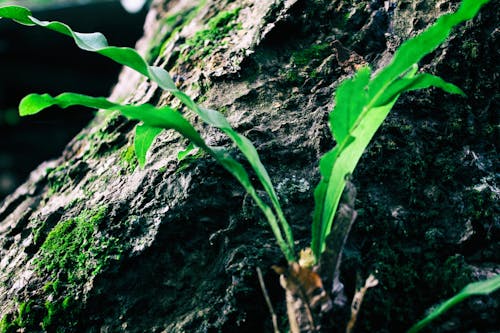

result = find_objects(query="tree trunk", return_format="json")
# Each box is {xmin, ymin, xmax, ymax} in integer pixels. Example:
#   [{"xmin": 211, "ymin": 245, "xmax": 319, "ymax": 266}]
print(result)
[{"xmin": 0, "ymin": 0, "xmax": 498, "ymax": 332}]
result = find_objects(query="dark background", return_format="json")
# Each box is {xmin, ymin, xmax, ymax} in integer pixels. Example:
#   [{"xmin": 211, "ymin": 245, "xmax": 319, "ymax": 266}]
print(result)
[{"xmin": 0, "ymin": 1, "xmax": 147, "ymax": 200}]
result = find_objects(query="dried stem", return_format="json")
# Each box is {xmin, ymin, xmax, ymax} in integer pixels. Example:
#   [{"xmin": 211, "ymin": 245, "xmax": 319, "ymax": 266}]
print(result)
[
  {"xmin": 257, "ymin": 267, "xmax": 280, "ymax": 333},
  {"xmin": 346, "ymin": 274, "xmax": 379, "ymax": 333}
]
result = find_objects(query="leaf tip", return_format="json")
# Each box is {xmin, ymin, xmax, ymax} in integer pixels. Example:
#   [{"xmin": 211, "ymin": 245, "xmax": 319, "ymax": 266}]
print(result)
[{"xmin": 19, "ymin": 94, "xmax": 51, "ymax": 116}]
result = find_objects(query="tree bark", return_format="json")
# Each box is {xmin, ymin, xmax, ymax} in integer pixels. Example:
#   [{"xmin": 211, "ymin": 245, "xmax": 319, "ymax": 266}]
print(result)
[{"xmin": 0, "ymin": 0, "xmax": 498, "ymax": 332}]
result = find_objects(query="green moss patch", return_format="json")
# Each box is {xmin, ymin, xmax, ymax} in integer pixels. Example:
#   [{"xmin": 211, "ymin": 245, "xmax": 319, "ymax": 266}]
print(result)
[
  {"xmin": 36, "ymin": 206, "xmax": 122, "ymax": 284},
  {"xmin": 291, "ymin": 42, "xmax": 330, "ymax": 67},
  {"xmin": 282, "ymin": 42, "xmax": 331, "ymax": 86},
  {"xmin": 119, "ymin": 144, "xmax": 138, "ymax": 173},
  {"xmin": 0, "ymin": 301, "xmax": 35, "ymax": 333},
  {"xmin": 183, "ymin": 7, "xmax": 241, "ymax": 61},
  {"xmin": 24, "ymin": 206, "xmax": 125, "ymax": 331}
]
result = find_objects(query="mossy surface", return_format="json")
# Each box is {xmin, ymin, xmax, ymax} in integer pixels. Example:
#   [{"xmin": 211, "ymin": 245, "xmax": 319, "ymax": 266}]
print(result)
[
  {"xmin": 291, "ymin": 42, "xmax": 330, "ymax": 67},
  {"xmin": 148, "ymin": 4, "xmax": 201, "ymax": 62},
  {"xmin": 119, "ymin": 144, "xmax": 138, "ymax": 173},
  {"xmin": 16, "ymin": 206, "xmax": 126, "ymax": 332},
  {"xmin": 183, "ymin": 7, "xmax": 241, "ymax": 61},
  {"xmin": 0, "ymin": 301, "xmax": 35, "ymax": 333},
  {"xmin": 46, "ymin": 163, "xmax": 70, "ymax": 194},
  {"xmin": 282, "ymin": 42, "xmax": 331, "ymax": 86},
  {"xmin": 36, "ymin": 206, "xmax": 121, "ymax": 283}
]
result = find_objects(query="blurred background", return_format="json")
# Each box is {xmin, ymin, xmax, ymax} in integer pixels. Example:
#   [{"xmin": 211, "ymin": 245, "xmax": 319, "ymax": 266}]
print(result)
[{"xmin": 0, "ymin": 0, "xmax": 148, "ymax": 200}]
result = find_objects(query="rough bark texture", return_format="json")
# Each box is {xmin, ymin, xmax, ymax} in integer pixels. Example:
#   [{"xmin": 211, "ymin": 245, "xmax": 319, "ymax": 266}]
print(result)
[{"xmin": 0, "ymin": 0, "xmax": 498, "ymax": 332}]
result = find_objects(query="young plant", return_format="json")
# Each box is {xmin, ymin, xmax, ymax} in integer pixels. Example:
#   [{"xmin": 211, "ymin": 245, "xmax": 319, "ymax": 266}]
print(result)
[
  {"xmin": 0, "ymin": 0, "xmax": 497, "ymax": 331},
  {"xmin": 0, "ymin": 5, "xmax": 296, "ymax": 262}
]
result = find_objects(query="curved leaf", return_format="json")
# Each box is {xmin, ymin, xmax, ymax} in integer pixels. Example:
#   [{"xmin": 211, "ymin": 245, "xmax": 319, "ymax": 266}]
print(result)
[
  {"xmin": 135, "ymin": 125, "xmax": 162, "ymax": 167},
  {"xmin": 311, "ymin": 0, "xmax": 490, "ymax": 260},
  {"xmin": 0, "ymin": 4, "xmax": 295, "ymax": 260},
  {"xmin": 408, "ymin": 275, "xmax": 500, "ymax": 333},
  {"xmin": 18, "ymin": 91, "xmax": 296, "ymax": 261}
]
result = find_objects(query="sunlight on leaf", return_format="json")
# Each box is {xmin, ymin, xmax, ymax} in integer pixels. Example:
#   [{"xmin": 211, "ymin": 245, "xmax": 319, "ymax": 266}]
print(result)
[
  {"xmin": 408, "ymin": 275, "xmax": 500, "ymax": 333},
  {"xmin": 311, "ymin": 0, "xmax": 489, "ymax": 260}
]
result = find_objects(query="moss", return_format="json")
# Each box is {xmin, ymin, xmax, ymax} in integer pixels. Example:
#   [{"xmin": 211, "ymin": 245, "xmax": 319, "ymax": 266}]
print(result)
[
  {"xmin": 42, "ymin": 300, "xmax": 57, "ymax": 330},
  {"xmin": 14, "ymin": 301, "xmax": 33, "ymax": 328},
  {"xmin": 0, "ymin": 314, "xmax": 13, "ymax": 333},
  {"xmin": 46, "ymin": 163, "xmax": 70, "ymax": 194},
  {"xmin": 149, "ymin": 4, "xmax": 200, "ymax": 62},
  {"xmin": 282, "ymin": 42, "xmax": 331, "ymax": 86},
  {"xmin": 26, "ymin": 206, "xmax": 126, "ymax": 331},
  {"xmin": 84, "ymin": 112, "xmax": 127, "ymax": 159},
  {"xmin": 0, "ymin": 301, "xmax": 35, "ymax": 333},
  {"xmin": 148, "ymin": 0, "xmax": 208, "ymax": 64},
  {"xmin": 183, "ymin": 7, "xmax": 241, "ymax": 61},
  {"xmin": 290, "ymin": 42, "xmax": 330, "ymax": 67},
  {"xmin": 35, "ymin": 206, "xmax": 122, "ymax": 284},
  {"xmin": 119, "ymin": 144, "xmax": 138, "ymax": 173},
  {"xmin": 41, "ymin": 298, "xmax": 76, "ymax": 331},
  {"xmin": 281, "ymin": 68, "xmax": 305, "ymax": 86},
  {"xmin": 43, "ymin": 279, "xmax": 62, "ymax": 295}
]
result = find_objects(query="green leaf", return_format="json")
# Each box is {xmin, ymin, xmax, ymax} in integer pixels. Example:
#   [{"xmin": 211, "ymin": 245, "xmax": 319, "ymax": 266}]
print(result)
[
  {"xmin": 19, "ymin": 92, "xmax": 206, "ymax": 149},
  {"xmin": 0, "ymin": 5, "xmax": 155, "ymax": 77},
  {"xmin": 368, "ymin": 0, "xmax": 490, "ymax": 99},
  {"xmin": 177, "ymin": 142, "xmax": 198, "ymax": 161},
  {"xmin": 374, "ymin": 73, "xmax": 466, "ymax": 107},
  {"xmin": 0, "ymin": 5, "xmax": 33, "ymax": 25},
  {"xmin": 330, "ymin": 67, "xmax": 371, "ymax": 141},
  {"xmin": 18, "ymin": 91, "xmax": 296, "ymax": 261},
  {"xmin": 408, "ymin": 275, "xmax": 500, "ymax": 333},
  {"xmin": 1, "ymin": 4, "xmax": 295, "ymax": 261},
  {"xmin": 311, "ymin": 0, "xmax": 490, "ymax": 260},
  {"xmin": 135, "ymin": 125, "xmax": 162, "ymax": 167}
]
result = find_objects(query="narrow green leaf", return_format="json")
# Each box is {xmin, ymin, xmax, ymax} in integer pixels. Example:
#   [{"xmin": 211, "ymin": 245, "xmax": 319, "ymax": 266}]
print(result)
[
  {"xmin": 20, "ymin": 93, "xmax": 114, "ymax": 116},
  {"xmin": 0, "ymin": 6, "xmax": 151, "ymax": 76},
  {"xmin": 149, "ymin": 66, "xmax": 178, "ymax": 92},
  {"xmin": 369, "ymin": 0, "xmax": 489, "ymax": 99},
  {"xmin": 135, "ymin": 125, "xmax": 162, "ymax": 167},
  {"xmin": 408, "ymin": 275, "xmax": 500, "ymax": 333},
  {"xmin": 0, "ymin": 5, "xmax": 33, "ymax": 25},
  {"xmin": 1, "ymin": 5, "xmax": 296, "ymax": 259},
  {"xmin": 374, "ymin": 73, "xmax": 465, "ymax": 107},
  {"xmin": 177, "ymin": 142, "xmax": 197, "ymax": 161},
  {"xmin": 311, "ymin": 0, "xmax": 489, "ymax": 261},
  {"xmin": 330, "ymin": 67, "xmax": 371, "ymax": 141},
  {"xmin": 19, "ymin": 92, "xmax": 207, "ymax": 149}
]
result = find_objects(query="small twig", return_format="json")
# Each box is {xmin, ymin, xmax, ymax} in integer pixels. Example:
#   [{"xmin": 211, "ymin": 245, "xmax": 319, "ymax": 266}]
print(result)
[
  {"xmin": 257, "ymin": 267, "xmax": 280, "ymax": 333},
  {"xmin": 346, "ymin": 274, "xmax": 379, "ymax": 333}
]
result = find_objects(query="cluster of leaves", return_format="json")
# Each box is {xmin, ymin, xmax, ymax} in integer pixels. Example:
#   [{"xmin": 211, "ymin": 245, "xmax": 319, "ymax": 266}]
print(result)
[
  {"xmin": 0, "ymin": 4, "xmax": 296, "ymax": 263},
  {"xmin": 0, "ymin": 0, "xmax": 498, "ymax": 331}
]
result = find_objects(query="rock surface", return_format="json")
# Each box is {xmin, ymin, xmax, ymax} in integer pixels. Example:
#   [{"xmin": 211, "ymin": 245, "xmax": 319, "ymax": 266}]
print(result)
[{"xmin": 0, "ymin": 0, "xmax": 498, "ymax": 332}]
